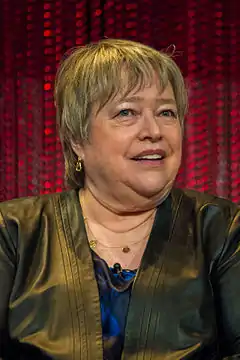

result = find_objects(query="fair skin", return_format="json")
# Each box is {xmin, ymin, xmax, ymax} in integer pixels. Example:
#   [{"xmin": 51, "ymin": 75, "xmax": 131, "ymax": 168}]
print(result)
[{"xmin": 73, "ymin": 76, "xmax": 182, "ymax": 267}]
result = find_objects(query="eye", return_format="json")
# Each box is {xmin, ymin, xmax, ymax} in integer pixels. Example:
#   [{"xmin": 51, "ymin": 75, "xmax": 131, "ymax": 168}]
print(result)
[
  {"xmin": 117, "ymin": 109, "xmax": 136, "ymax": 117},
  {"xmin": 159, "ymin": 109, "xmax": 178, "ymax": 118}
]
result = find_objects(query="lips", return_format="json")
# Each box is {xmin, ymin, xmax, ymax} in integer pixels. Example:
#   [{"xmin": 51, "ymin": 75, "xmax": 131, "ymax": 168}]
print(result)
[{"xmin": 132, "ymin": 149, "xmax": 166, "ymax": 160}]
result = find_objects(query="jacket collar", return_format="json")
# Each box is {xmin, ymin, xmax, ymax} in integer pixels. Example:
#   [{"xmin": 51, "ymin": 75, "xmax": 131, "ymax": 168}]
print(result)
[{"xmin": 60, "ymin": 187, "xmax": 193, "ymax": 358}]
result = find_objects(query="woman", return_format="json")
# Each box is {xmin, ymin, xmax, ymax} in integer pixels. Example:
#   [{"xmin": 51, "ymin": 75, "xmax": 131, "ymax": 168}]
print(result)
[{"xmin": 0, "ymin": 39, "xmax": 239, "ymax": 360}]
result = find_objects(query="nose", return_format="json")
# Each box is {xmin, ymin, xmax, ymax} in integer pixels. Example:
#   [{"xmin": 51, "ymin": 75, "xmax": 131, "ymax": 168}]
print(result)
[{"xmin": 138, "ymin": 111, "xmax": 162, "ymax": 142}]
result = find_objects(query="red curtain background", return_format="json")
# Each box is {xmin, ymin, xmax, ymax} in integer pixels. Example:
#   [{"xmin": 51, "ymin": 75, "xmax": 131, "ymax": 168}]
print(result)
[{"xmin": 0, "ymin": 0, "xmax": 240, "ymax": 203}]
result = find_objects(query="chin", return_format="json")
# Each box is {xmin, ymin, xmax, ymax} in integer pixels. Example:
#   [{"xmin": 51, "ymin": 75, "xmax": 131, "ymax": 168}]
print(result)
[{"xmin": 134, "ymin": 179, "xmax": 173, "ymax": 199}]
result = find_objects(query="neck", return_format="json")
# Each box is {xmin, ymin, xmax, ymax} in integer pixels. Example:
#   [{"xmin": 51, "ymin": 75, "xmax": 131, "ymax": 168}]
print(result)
[{"xmin": 79, "ymin": 187, "xmax": 157, "ymax": 233}]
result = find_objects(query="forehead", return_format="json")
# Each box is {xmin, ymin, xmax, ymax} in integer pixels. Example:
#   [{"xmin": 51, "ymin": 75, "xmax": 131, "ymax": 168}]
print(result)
[
  {"xmin": 113, "ymin": 80, "xmax": 175, "ymax": 104},
  {"xmin": 93, "ymin": 70, "xmax": 174, "ymax": 115},
  {"xmin": 119, "ymin": 70, "xmax": 165, "ymax": 92}
]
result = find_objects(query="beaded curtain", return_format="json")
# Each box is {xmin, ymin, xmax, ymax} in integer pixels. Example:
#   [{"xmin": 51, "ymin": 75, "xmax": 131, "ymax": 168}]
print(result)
[{"xmin": 0, "ymin": 0, "xmax": 240, "ymax": 203}]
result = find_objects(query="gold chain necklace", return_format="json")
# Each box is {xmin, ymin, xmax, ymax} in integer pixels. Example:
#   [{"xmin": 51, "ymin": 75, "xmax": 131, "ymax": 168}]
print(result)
[
  {"xmin": 80, "ymin": 189, "xmax": 156, "ymax": 233},
  {"xmin": 80, "ymin": 190, "xmax": 155, "ymax": 253},
  {"xmin": 84, "ymin": 217, "xmax": 151, "ymax": 253}
]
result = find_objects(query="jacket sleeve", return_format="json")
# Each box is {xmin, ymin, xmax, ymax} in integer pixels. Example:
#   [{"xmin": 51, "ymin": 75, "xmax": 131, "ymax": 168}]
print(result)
[
  {"xmin": 211, "ymin": 208, "xmax": 240, "ymax": 357},
  {"xmin": 0, "ymin": 209, "xmax": 16, "ymax": 354}
]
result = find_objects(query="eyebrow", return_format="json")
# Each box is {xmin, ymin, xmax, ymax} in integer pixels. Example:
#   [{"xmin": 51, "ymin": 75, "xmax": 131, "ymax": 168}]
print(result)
[{"xmin": 117, "ymin": 96, "xmax": 177, "ymax": 105}]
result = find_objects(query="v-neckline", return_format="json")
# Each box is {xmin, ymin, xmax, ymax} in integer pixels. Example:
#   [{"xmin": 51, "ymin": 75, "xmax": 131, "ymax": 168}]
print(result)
[{"xmin": 58, "ymin": 187, "xmax": 185, "ymax": 359}]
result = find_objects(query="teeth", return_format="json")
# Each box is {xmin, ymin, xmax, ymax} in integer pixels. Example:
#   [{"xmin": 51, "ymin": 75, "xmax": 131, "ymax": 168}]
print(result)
[{"xmin": 136, "ymin": 154, "xmax": 163, "ymax": 160}]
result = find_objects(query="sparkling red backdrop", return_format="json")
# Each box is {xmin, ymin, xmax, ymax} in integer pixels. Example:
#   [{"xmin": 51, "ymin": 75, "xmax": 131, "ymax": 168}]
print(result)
[{"xmin": 0, "ymin": 0, "xmax": 240, "ymax": 203}]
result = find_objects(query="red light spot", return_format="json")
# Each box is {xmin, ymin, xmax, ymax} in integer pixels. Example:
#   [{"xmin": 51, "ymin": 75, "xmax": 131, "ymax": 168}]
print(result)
[
  {"xmin": 126, "ymin": 21, "xmax": 135, "ymax": 29},
  {"xmin": 44, "ymin": 83, "xmax": 51, "ymax": 90},
  {"xmin": 216, "ymin": 11, "xmax": 223, "ymax": 18},
  {"xmin": 44, "ymin": 128, "xmax": 52, "ymax": 135},
  {"xmin": 44, "ymin": 12, "xmax": 51, "ymax": 19},
  {"xmin": 76, "ymin": 11, "xmax": 83, "ymax": 18},
  {"xmin": 76, "ymin": 38, "xmax": 84, "ymax": 45},
  {"xmin": 44, "ymin": 21, "xmax": 52, "ymax": 28},
  {"xmin": 126, "ymin": 3, "xmax": 137, "ymax": 10},
  {"xmin": 188, "ymin": 10, "xmax": 195, "ymax": 17},
  {"xmin": 44, "ymin": 181, "xmax": 52, "ymax": 189},
  {"xmin": 44, "ymin": 30, "xmax": 51, "ymax": 37},
  {"xmin": 95, "ymin": 9, "xmax": 102, "ymax": 16}
]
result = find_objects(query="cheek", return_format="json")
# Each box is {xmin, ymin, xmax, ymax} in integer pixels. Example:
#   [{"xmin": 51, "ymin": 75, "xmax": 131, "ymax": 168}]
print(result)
[
  {"xmin": 93, "ymin": 128, "xmax": 135, "ymax": 157},
  {"xmin": 167, "ymin": 128, "xmax": 182, "ymax": 152},
  {"xmin": 85, "ymin": 135, "xmax": 127, "ymax": 166}
]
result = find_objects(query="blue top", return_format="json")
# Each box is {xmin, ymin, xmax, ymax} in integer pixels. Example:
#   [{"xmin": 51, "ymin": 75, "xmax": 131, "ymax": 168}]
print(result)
[{"xmin": 92, "ymin": 252, "xmax": 136, "ymax": 360}]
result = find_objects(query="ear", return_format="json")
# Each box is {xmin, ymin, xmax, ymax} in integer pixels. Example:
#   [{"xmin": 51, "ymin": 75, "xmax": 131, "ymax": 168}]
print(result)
[{"xmin": 71, "ymin": 141, "xmax": 85, "ymax": 160}]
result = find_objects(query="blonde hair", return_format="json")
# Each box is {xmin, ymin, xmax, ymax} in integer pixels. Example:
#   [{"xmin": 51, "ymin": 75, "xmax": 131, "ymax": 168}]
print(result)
[{"xmin": 54, "ymin": 38, "xmax": 188, "ymax": 189}]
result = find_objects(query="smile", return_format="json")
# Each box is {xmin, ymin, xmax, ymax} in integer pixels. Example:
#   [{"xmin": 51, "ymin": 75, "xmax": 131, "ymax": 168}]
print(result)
[{"xmin": 133, "ymin": 154, "xmax": 164, "ymax": 160}]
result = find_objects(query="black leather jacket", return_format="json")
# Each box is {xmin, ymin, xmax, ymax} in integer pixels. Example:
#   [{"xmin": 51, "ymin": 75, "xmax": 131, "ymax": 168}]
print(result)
[{"xmin": 0, "ymin": 188, "xmax": 240, "ymax": 359}]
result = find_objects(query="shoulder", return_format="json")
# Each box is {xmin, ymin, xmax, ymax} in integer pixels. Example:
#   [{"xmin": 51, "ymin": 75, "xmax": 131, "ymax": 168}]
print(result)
[
  {"xmin": 0, "ymin": 192, "xmax": 59, "ymax": 220},
  {"xmin": 173, "ymin": 187, "xmax": 239, "ymax": 221},
  {"xmin": 0, "ymin": 190, "xmax": 77, "ymax": 219},
  {"xmin": 0, "ymin": 190, "xmax": 78, "ymax": 240},
  {"xmin": 0, "ymin": 190, "xmax": 79, "ymax": 259},
  {"xmin": 173, "ymin": 188, "xmax": 240, "ymax": 269}
]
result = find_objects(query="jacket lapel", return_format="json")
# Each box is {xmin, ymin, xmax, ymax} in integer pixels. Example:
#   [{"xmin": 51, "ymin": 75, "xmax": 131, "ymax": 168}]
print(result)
[
  {"xmin": 59, "ymin": 188, "xmax": 196, "ymax": 360},
  {"xmin": 58, "ymin": 189, "xmax": 103, "ymax": 360},
  {"xmin": 122, "ymin": 188, "xmax": 195, "ymax": 359}
]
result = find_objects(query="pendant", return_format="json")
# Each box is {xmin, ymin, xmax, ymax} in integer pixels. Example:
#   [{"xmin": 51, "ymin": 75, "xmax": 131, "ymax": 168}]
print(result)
[
  {"xmin": 122, "ymin": 246, "xmax": 130, "ymax": 253},
  {"xmin": 89, "ymin": 240, "xmax": 97, "ymax": 249}
]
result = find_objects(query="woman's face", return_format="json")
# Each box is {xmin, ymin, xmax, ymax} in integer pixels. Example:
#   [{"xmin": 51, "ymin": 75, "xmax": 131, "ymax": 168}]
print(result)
[{"xmin": 74, "ymin": 76, "xmax": 183, "ymax": 212}]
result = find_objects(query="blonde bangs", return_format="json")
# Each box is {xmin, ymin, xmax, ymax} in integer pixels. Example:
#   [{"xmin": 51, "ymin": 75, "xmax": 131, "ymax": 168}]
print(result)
[
  {"xmin": 71, "ymin": 45, "xmax": 171, "ymax": 119},
  {"xmin": 93, "ymin": 58, "xmax": 170, "ymax": 113}
]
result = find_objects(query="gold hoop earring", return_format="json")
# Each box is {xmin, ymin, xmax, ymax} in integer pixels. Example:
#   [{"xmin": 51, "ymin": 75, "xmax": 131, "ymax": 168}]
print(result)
[{"xmin": 75, "ymin": 157, "xmax": 82, "ymax": 172}]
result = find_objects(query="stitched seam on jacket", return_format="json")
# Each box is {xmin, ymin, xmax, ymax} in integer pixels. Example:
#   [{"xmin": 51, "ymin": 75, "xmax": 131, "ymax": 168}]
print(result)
[
  {"xmin": 70, "ymin": 223, "xmax": 93, "ymax": 360},
  {"xmin": 60, "ymin": 193, "xmax": 90, "ymax": 360},
  {"xmin": 0, "ymin": 208, "xmax": 17, "ymax": 339},
  {"xmin": 201, "ymin": 204, "xmax": 240, "ymax": 357},
  {"xmin": 52, "ymin": 194, "xmax": 76, "ymax": 360},
  {"xmin": 199, "ymin": 202, "xmax": 235, "ymax": 271},
  {"xmin": 168, "ymin": 191, "xmax": 184, "ymax": 242},
  {"xmin": 0, "ymin": 209, "xmax": 17, "ymax": 261},
  {"xmin": 218, "ymin": 207, "xmax": 240, "ymax": 270},
  {"xmin": 147, "ymin": 191, "xmax": 183, "ymax": 359},
  {"xmin": 136, "ymin": 261, "xmax": 161, "ymax": 358},
  {"xmin": 138, "ymin": 193, "xmax": 183, "ymax": 359},
  {"xmin": 198, "ymin": 202, "xmax": 227, "ymax": 358}
]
